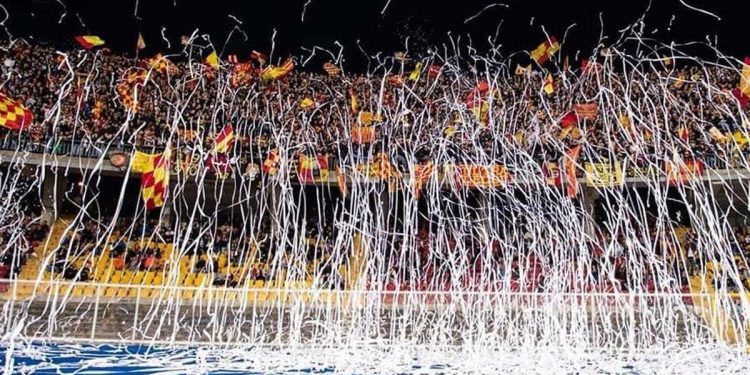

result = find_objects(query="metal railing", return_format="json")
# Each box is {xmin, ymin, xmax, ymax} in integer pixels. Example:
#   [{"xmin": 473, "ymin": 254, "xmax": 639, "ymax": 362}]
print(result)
[{"xmin": 1, "ymin": 278, "xmax": 746, "ymax": 346}]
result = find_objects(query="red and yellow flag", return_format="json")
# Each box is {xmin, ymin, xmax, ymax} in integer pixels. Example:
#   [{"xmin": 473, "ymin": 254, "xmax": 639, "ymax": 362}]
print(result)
[
  {"xmin": 740, "ymin": 57, "xmax": 750, "ymax": 97},
  {"xmin": 323, "ymin": 62, "xmax": 341, "ymax": 77},
  {"xmin": 298, "ymin": 154, "xmax": 329, "ymax": 183},
  {"xmin": 376, "ymin": 152, "xmax": 401, "ymax": 181},
  {"xmin": 116, "ymin": 68, "xmax": 147, "ymax": 113},
  {"xmin": 262, "ymin": 149, "xmax": 280, "ymax": 175},
  {"xmin": 146, "ymin": 54, "xmax": 179, "ymax": 75},
  {"xmin": 530, "ymin": 36, "xmax": 560, "ymax": 64},
  {"xmin": 352, "ymin": 126, "xmax": 375, "ymax": 144},
  {"xmin": 0, "ymin": 93, "xmax": 33, "ymax": 131},
  {"xmin": 413, "ymin": 162, "xmax": 434, "ymax": 200},
  {"xmin": 666, "ymin": 158, "xmax": 704, "ymax": 186},
  {"xmin": 559, "ymin": 111, "xmax": 579, "ymax": 129},
  {"xmin": 75, "ymin": 35, "xmax": 105, "ymax": 50},
  {"xmin": 214, "ymin": 124, "xmax": 234, "ymax": 154},
  {"xmin": 250, "ymin": 50, "xmax": 268, "ymax": 65},
  {"xmin": 261, "ymin": 58, "xmax": 294, "ymax": 81},
  {"xmin": 543, "ymin": 74, "xmax": 555, "ymax": 95},
  {"xmin": 563, "ymin": 145, "xmax": 582, "ymax": 198},
  {"xmin": 231, "ymin": 62, "xmax": 254, "ymax": 87},
  {"xmin": 141, "ymin": 149, "xmax": 171, "ymax": 211},
  {"xmin": 336, "ymin": 167, "xmax": 348, "ymax": 198},
  {"xmin": 349, "ymin": 89, "xmax": 360, "ymax": 112}
]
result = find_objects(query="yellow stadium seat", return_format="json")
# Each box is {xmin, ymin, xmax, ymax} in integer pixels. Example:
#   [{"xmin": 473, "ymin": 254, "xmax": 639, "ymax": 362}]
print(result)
[
  {"xmin": 193, "ymin": 274, "xmax": 206, "ymax": 287},
  {"xmin": 127, "ymin": 287, "xmax": 138, "ymax": 298},
  {"xmin": 111, "ymin": 273, "xmax": 122, "ymax": 284},
  {"xmin": 16, "ymin": 285, "xmax": 32, "ymax": 298},
  {"xmin": 116, "ymin": 287, "xmax": 128, "ymax": 298},
  {"xmin": 143, "ymin": 271, "xmax": 155, "ymax": 285},
  {"xmin": 225, "ymin": 290, "xmax": 238, "ymax": 302},
  {"xmin": 83, "ymin": 286, "xmax": 96, "ymax": 297},
  {"xmin": 122, "ymin": 271, "xmax": 135, "ymax": 284},
  {"xmin": 252, "ymin": 290, "xmax": 267, "ymax": 302},
  {"xmin": 105, "ymin": 287, "xmax": 117, "ymax": 298}
]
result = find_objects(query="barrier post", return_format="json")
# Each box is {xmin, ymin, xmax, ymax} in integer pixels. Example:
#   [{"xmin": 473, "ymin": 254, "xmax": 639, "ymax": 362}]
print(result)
[{"xmin": 91, "ymin": 282, "xmax": 101, "ymax": 340}]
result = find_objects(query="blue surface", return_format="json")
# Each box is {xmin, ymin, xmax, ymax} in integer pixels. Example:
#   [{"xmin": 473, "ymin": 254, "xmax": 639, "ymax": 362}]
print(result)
[{"xmin": 1, "ymin": 343, "xmax": 338, "ymax": 374}]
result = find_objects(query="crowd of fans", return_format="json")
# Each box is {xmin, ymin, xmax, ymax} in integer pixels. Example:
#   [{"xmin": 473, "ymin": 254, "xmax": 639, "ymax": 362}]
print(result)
[
  {"xmin": 2, "ymin": 39, "xmax": 750, "ymax": 296},
  {"xmin": 0, "ymin": 170, "xmax": 49, "ymax": 286},
  {"xmin": 1, "ymin": 41, "xmax": 749, "ymax": 175}
]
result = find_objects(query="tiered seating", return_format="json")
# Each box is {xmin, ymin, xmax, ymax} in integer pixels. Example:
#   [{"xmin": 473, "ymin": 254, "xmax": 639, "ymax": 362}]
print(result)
[
  {"xmin": 4, "ymin": 223, "xmax": 358, "ymax": 306},
  {"xmin": 8, "ymin": 218, "xmax": 70, "ymax": 298}
]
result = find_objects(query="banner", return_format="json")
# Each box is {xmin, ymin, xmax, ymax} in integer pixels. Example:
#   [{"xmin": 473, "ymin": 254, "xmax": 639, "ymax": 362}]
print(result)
[
  {"xmin": 455, "ymin": 165, "xmax": 511, "ymax": 188},
  {"xmin": 354, "ymin": 153, "xmax": 400, "ymax": 181},
  {"xmin": 413, "ymin": 162, "xmax": 434, "ymax": 199},
  {"xmin": 666, "ymin": 159, "xmax": 704, "ymax": 185},
  {"xmin": 585, "ymin": 163, "xmax": 624, "ymax": 187},
  {"xmin": 298, "ymin": 154, "xmax": 330, "ymax": 183},
  {"xmin": 206, "ymin": 154, "xmax": 232, "ymax": 179},
  {"xmin": 351, "ymin": 126, "xmax": 376, "ymax": 144}
]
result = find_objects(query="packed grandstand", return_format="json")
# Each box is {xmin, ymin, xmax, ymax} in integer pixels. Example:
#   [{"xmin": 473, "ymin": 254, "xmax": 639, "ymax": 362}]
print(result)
[{"xmin": 1, "ymin": 26, "xmax": 750, "ymax": 370}]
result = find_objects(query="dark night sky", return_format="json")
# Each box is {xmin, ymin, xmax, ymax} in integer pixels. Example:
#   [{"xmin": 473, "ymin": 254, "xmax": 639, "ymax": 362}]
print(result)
[{"xmin": 0, "ymin": 0, "xmax": 744, "ymax": 69}]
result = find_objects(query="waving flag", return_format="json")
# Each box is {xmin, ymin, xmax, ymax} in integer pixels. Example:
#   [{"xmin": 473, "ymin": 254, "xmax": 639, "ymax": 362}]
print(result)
[
  {"xmin": 146, "ymin": 54, "xmax": 179, "ymax": 74},
  {"xmin": 428, "ymin": 64, "xmax": 442, "ymax": 79},
  {"xmin": 136, "ymin": 33, "xmax": 146, "ymax": 50},
  {"xmin": 409, "ymin": 62, "xmax": 423, "ymax": 82},
  {"xmin": 515, "ymin": 64, "xmax": 531, "ymax": 76},
  {"xmin": 352, "ymin": 126, "xmax": 376, "ymax": 144},
  {"xmin": 323, "ymin": 62, "xmax": 341, "ymax": 77},
  {"xmin": 250, "ymin": 50, "xmax": 268, "ymax": 65},
  {"xmin": 300, "ymin": 98, "xmax": 315, "ymax": 109},
  {"xmin": 205, "ymin": 51, "xmax": 220, "ymax": 70},
  {"xmin": 465, "ymin": 81, "xmax": 490, "ymax": 109},
  {"xmin": 262, "ymin": 149, "xmax": 280, "ymax": 175},
  {"xmin": 116, "ymin": 68, "xmax": 147, "ymax": 113},
  {"xmin": 214, "ymin": 124, "xmax": 235, "ymax": 154},
  {"xmin": 261, "ymin": 58, "xmax": 294, "ymax": 81},
  {"xmin": 75, "ymin": 35, "xmax": 105, "ymax": 49},
  {"xmin": 298, "ymin": 154, "xmax": 329, "ymax": 183},
  {"xmin": 413, "ymin": 162, "xmax": 434, "ymax": 200},
  {"xmin": 559, "ymin": 111, "xmax": 579, "ymax": 129},
  {"xmin": 543, "ymin": 74, "xmax": 555, "ymax": 95},
  {"xmin": 336, "ymin": 167, "xmax": 348, "ymax": 198},
  {"xmin": 530, "ymin": 36, "xmax": 560, "ymax": 64},
  {"xmin": 231, "ymin": 63, "xmax": 254, "ymax": 87},
  {"xmin": 740, "ymin": 57, "xmax": 750, "ymax": 96},
  {"xmin": 564, "ymin": 145, "xmax": 582, "ymax": 198},
  {"xmin": 141, "ymin": 149, "xmax": 171, "ymax": 211},
  {"xmin": 349, "ymin": 89, "xmax": 360, "ymax": 112},
  {"xmin": 0, "ymin": 93, "xmax": 33, "ymax": 131}
]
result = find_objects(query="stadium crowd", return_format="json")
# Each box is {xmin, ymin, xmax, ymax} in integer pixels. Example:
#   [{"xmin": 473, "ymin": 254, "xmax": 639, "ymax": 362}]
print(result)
[
  {"xmin": 1, "ymin": 41, "xmax": 749, "ymax": 173},
  {"xmin": 1, "ymin": 39, "xmax": 750, "ymax": 296}
]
